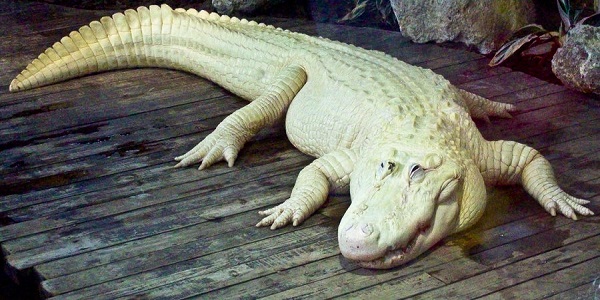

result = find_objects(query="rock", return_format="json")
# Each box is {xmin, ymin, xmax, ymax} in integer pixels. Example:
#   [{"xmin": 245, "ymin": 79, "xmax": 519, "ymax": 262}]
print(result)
[
  {"xmin": 552, "ymin": 25, "xmax": 600, "ymax": 95},
  {"xmin": 390, "ymin": 0, "xmax": 536, "ymax": 54},
  {"xmin": 308, "ymin": 0, "xmax": 396, "ymax": 29},
  {"xmin": 212, "ymin": 0, "xmax": 283, "ymax": 15}
]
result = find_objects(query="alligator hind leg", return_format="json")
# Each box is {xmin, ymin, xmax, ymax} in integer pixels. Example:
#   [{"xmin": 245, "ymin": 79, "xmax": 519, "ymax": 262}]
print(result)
[
  {"xmin": 459, "ymin": 89, "xmax": 517, "ymax": 122},
  {"xmin": 175, "ymin": 65, "xmax": 307, "ymax": 169},
  {"xmin": 481, "ymin": 140, "xmax": 594, "ymax": 219}
]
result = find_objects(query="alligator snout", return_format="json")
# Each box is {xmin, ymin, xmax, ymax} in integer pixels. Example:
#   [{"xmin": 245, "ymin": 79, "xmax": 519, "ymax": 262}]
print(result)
[{"xmin": 338, "ymin": 222, "xmax": 385, "ymax": 261}]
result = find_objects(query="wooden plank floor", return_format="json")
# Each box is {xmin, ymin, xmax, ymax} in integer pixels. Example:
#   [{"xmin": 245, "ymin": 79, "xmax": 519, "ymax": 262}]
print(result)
[{"xmin": 1, "ymin": 1, "xmax": 599, "ymax": 299}]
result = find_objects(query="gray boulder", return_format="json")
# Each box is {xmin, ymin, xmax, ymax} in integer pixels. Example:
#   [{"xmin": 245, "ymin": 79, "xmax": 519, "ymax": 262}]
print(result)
[
  {"xmin": 552, "ymin": 25, "xmax": 600, "ymax": 95},
  {"xmin": 212, "ymin": 0, "xmax": 281, "ymax": 15},
  {"xmin": 390, "ymin": 0, "xmax": 536, "ymax": 54}
]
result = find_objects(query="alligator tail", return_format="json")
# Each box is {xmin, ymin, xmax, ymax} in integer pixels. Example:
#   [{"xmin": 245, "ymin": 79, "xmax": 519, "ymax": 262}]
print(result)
[{"xmin": 9, "ymin": 4, "xmax": 277, "ymax": 93}]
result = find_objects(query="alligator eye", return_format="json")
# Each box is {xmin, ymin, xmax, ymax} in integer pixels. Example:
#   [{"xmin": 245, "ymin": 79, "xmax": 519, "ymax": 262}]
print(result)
[{"xmin": 409, "ymin": 164, "xmax": 424, "ymax": 181}]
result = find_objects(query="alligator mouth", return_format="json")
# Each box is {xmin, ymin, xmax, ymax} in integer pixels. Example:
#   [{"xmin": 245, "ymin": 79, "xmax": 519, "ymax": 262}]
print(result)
[
  {"xmin": 355, "ymin": 222, "xmax": 431, "ymax": 269},
  {"xmin": 348, "ymin": 178, "xmax": 457, "ymax": 269}
]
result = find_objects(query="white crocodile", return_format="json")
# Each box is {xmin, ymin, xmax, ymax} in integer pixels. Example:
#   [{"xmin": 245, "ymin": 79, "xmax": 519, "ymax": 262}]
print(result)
[{"xmin": 10, "ymin": 4, "xmax": 593, "ymax": 269}]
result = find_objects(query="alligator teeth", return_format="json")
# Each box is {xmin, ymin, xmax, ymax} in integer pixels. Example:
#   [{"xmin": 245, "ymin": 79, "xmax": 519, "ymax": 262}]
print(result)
[
  {"xmin": 358, "ymin": 232, "xmax": 418, "ymax": 268},
  {"xmin": 419, "ymin": 222, "xmax": 431, "ymax": 234},
  {"xmin": 358, "ymin": 220, "xmax": 434, "ymax": 268}
]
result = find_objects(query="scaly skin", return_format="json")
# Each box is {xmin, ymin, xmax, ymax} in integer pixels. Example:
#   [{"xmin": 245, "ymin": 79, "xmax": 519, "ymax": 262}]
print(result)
[{"xmin": 10, "ymin": 5, "xmax": 594, "ymax": 269}]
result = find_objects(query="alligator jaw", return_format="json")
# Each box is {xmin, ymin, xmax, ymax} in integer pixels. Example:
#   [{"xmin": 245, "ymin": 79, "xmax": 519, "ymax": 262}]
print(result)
[{"xmin": 353, "ymin": 221, "xmax": 432, "ymax": 269}]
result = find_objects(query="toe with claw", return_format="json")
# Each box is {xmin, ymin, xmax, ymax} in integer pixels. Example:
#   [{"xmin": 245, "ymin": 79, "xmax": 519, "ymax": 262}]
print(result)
[
  {"xmin": 174, "ymin": 125, "xmax": 252, "ymax": 170},
  {"xmin": 256, "ymin": 202, "xmax": 309, "ymax": 230},
  {"xmin": 541, "ymin": 192, "xmax": 594, "ymax": 220}
]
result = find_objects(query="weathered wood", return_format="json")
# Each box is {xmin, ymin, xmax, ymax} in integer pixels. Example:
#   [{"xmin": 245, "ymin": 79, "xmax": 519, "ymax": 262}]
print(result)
[
  {"xmin": 39, "ymin": 207, "xmax": 341, "ymax": 296},
  {"xmin": 49, "ymin": 225, "xmax": 339, "ymax": 299},
  {"xmin": 544, "ymin": 280, "xmax": 600, "ymax": 300},
  {"xmin": 427, "ymin": 200, "xmax": 600, "ymax": 281},
  {"xmin": 0, "ymin": 139, "xmax": 303, "ymax": 240},
  {"xmin": 114, "ymin": 228, "xmax": 341, "ymax": 299},
  {"xmin": 0, "ymin": 74, "xmax": 224, "ymax": 142},
  {"xmin": 432, "ymin": 57, "xmax": 513, "ymax": 85},
  {"xmin": 480, "ymin": 257, "xmax": 600, "ymax": 299},
  {"xmin": 0, "ymin": 0, "xmax": 42, "ymax": 15},
  {"xmin": 334, "ymin": 273, "xmax": 446, "ymax": 299},
  {"xmin": 460, "ymin": 71, "xmax": 548, "ymax": 99},
  {"xmin": 36, "ymin": 196, "xmax": 346, "ymax": 280},
  {"xmin": 411, "ymin": 234, "xmax": 600, "ymax": 299},
  {"xmin": 202, "ymin": 253, "xmax": 356, "ymax": 299},
  {"xmin": 3, "ymin": 156, "xmax": 308, "ymax": 265}
]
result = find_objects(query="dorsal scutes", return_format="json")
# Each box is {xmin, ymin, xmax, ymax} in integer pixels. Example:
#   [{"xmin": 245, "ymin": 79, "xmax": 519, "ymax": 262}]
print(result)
[{"xmin": 9, "ymin": 4, "xmax": 282, "ymax": 92}]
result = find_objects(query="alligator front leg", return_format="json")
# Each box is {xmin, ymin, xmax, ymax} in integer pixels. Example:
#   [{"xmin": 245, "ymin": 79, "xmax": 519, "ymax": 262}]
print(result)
[
  {"xmin": 174, "ymin": 65, "xmax": 307, "ymax": 169},
  {"xmin": 257, "ymin": 148, "xmax": 357, "ymax": 229},
  {"xmin": 481, "ymin": 140, "xmax": 594, "ymax": 219}
]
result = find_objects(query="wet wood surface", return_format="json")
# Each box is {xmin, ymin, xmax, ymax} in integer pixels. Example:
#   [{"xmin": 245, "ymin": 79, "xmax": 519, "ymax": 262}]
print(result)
[{"xmin": 0, "ymin": 1, "xmax": 599, "ymax": 299}]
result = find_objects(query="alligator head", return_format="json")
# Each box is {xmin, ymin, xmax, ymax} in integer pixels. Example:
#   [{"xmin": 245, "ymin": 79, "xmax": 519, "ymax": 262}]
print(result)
[{"xmin": 338, "ymin": 144, "xmax": 487, "ymax": 268}]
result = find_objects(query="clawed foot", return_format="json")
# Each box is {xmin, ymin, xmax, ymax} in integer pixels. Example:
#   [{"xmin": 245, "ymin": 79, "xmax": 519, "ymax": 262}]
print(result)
[
  {"xmin": 256, "ymin": 202, "xmax": 310, "ymax": 230},
  {"xmin": 174, "ymin": 126, "xmax": 250, "ymax": 170},
  {"xmin": 494, "ymin": 102, "xmax": 517, "ymax": 119},
  {"xmin": 540, "ymin": 192, "xmax": 594, "ymax": 220}
]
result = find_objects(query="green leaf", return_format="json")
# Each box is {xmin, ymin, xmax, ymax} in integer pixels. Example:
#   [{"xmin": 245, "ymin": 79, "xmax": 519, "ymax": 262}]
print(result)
[
  {"xmin": 509, "ymin": 24, "xmax": 547, "ymax": 40},
  {"xmin": 557, "ymin": 0, "xmax": 572, "ymax": 29},
  {"xmin": 573, "ymin": 8, "xmax": 583, "ymax": 23},
  {"xmin": 489, "ymin": 33, "xmax": 539, "ymax": 67},
  {"xmin": 338, "ymin": 0, "xmax": 367, "ymax": 23},
  {"xmin": 538, "ymin": 31, "xmax": 558, "ymax": 42},
  {"xmin": 579, "ymin": 12, "xmax": 600, "ymax": 26},
  {"xmin": 375, "ymin": 0, "xmax": 395, "ymax": 24}
]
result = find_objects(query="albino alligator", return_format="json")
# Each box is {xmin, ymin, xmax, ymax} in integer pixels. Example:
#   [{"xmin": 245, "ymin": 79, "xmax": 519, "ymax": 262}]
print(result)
[{"xmin": 10, "ymin": 5, "xmax": 593, "ymax": 269}]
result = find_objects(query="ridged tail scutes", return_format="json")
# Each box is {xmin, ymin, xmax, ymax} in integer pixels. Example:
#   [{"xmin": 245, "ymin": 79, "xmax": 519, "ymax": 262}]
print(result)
[
  {"xmin": 9, "ymin": 4, "xmax": 278, "ymax": 93},
  {"xmin": 10, "ymin": 4, "xmax": 172, "ymax": 92}
]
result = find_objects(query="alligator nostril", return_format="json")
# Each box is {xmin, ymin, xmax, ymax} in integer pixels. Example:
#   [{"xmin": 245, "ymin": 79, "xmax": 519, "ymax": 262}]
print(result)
[
  {"xmin": 361, "ymin": 223, "xmax": 373, "ymax": 236},
  {"xmin": 339, "ymin": 222, "xmax": 383, "ymax": 261}
]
